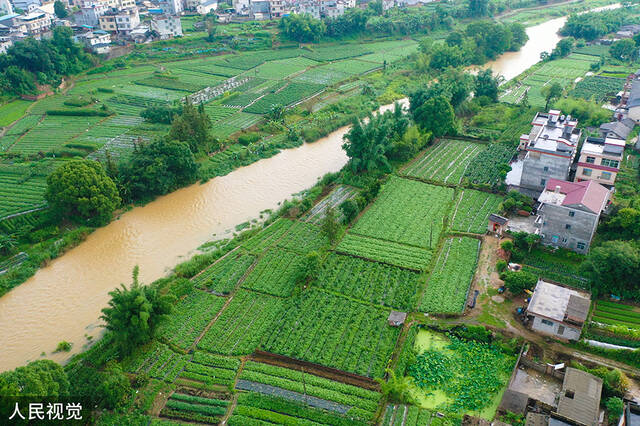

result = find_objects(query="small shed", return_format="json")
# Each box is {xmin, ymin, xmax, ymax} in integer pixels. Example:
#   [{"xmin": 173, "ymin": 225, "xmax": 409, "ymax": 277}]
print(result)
[
  {"xmin": 387, "ymin": 311, "xmax": 407, "ymax": 327},
  {"xmin": 498, "ymin": 389, "xmax": 530, "ymax": 416},
  {"xmin": 488, "ymin": 214, "xmax": 509, "ymax": 236}
]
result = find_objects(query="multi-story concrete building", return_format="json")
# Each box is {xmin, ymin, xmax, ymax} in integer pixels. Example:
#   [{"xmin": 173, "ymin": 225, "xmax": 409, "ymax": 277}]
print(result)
[
  {"xmin": 77, "ymin": 29, "xmax": 111, "ymax": 53},
  {"xmin": 16, "ymin": 10, "xmax": 52, "ymax": 36},
  {"xmin": 99, "ymin": 7, "xmax": 139, "ymax": 33},
  {"xmin": 574, "ymin": 136, "xmax": 624, "ymax": 187},
  {"xmin": 519, "ymin": 110, "xmax": 581, "ymax": 194},
  {"xmin": 0, "ymin": 0, "xmax": 13, "ymax": 16},
  {"xmin": 80, "ymin": 2, "xmax": 107, "ymax": 27},
  {"xmin": 268, "ymin": 0, "xmax": 284, "ymax": 17},
  {"xmin": 536, "ymin": 178, "xmax": 610, "ymax": 253},
  {"xmin": 150, "ymin": 14, "xmax": 182, "ymax": 38},
  {"xmin": 527, "ymin": 280, "xmax": 590, "ymax": 341},
  {"xmin": 11, "ymin": 0, "xmax": 41, "ymax": 11},
  {"xmin": 158, "ymin": 0, "xmax": 183, "ymax": 15}
]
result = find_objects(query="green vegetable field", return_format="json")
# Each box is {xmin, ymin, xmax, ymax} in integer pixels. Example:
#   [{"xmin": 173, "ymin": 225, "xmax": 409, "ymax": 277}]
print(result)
[{"xmin": 450, "ymin": 190, "xmax": 503, "ymax": 234}]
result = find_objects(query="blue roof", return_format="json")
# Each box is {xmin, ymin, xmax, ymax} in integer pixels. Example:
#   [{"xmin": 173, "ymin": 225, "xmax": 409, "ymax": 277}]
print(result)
[
  {"xmin": 148, "ymin": 8, "xmax": 164, "ymax": 13},
  {"xmin": 0, "ymin": 13, "xmax": 19, "ymax": 22}
]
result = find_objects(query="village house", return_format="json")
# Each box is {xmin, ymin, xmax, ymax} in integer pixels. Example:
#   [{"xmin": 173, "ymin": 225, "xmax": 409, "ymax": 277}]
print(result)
[
  {"xmin": 150, "ymin": 14, "xmax": 182, "ymax": 38},
  {"xmin": 627, "ymin": 75, "xmax": 640, "ymax": 122},
  {"xmin": 487, "ymin": 213, "xmax": 508, "ymax": 237},
  {"xmin": 77, "ymin": 29, "xmax": 111, "ymax": 53},
  {"xmin": 574, "ymin": 136, "xmax": 624, "ymax": 187},
  {"xmin": 535, "ymin": 178, "xmax": 610, "ymax": 253},
  {"xmin": 526, "ymin": 280, "xmax": 590, "ymax": 341},
  {"xmin": 519, "ymin": 110, "xmax": 581, "ymax": 194},
  {"xmin": 599, "ymin": 118, "xmax": 635, "ymax": 140},
  {"xmin": 99, "ymin": 7, "xmax": 139, "ymax": 34},
  {"xmin": 195, "ymin": 0, "xmax": 217, "ymax": 14}
]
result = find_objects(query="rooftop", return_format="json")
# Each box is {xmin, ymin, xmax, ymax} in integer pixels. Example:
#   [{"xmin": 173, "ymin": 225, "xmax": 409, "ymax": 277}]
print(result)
[
  {"xmin": 528, "ymin": 111, "xmax": 580, "ymax": 154},
  {"xmin": 557, "ymin": 368, "xmax": 603, "ymax": 426},
  {"xmin": 527, "ymin": 280, "xmax": 590, "ymax": 323},
  {"xmin": 538, "ymin": 179, "xmax": 610, "ymax": 214},
  {"xmin": 600, "ymin": 120, "xmax": 634, "ymax": 140},
  {"xmin": 581, "ymin": 137, "xmax": 624, "ymax": 158}
]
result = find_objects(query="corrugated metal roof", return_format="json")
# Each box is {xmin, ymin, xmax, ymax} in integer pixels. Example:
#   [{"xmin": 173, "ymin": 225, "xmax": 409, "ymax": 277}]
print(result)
[{"xmin": 557, "ymin": 368, "xmax": 602, "ymax": 426}]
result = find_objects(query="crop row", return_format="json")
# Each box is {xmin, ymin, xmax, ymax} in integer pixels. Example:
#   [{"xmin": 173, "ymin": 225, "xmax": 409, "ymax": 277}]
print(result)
[
  {"xmin": 156, "ymin": 291, "xmax": 227, "ymax": 350},
  {"xmin": 230, "ymin": 392, "xmax": 365, "ymax": 426},
  {"xmin": 381, "ymin": 405, "xmax": 433, "ymax": 426},
  {"xmin": 336, "ymin": 233, "xmax": 432, "ymax": 271},
  {"xmin": 244, "ymin": 82, "xmax": 324, "ymax": 114},
  {"xmin": 402, "ymin": 139, "xmax": 486, "ymax": 185},
  {"xmin": 275, "ymin": 221, "xmax": 327, "ymax": 253},
  {"xmin": 303, "ymin": 185, "xmax": 359, "ymax": 225},
  {"xmin": 241, "ymin": 248, "xmax": 303, "ymax": 297},
  {"xmin": 198, "ymin": 290, "xmax": 285, "ymax": 355},
  {"xmin": 192, "ymin": 250, "xmax": 256, "ymax": 294},
  {"xmin": 351, "ymin": 176, "xmax": 454, "ymax": 249},
  {"xmin": 135, "ymin": 76, "xmax": 205, "ymax": 93},
  {"xmin": 316, "ymin": 254, "xmax": 420, "ymax": 310},
  {"xmin": 463, "ymin": 143, "xmax": 515, "ymax": 186},
  {"xmin": 450, "ymin": 190, "xmax": 503, "ymax": 234},
  {"xmin": 162, "ymin": 394, "xmax": 229, "ymax": 423},
  {"xmin": 571, "ymin": 76, "xmax": 624, "ymax": 102},
  {"xmin": 179, "ymin": 362, "xmax": 237, "ymax": 386},
  {"xmin": 124, "ymin": 342, "xmax": 187, "ymax": 382},
  {"xmin": 242, "ymin": 218, "xmax": 295, "ymax": 253},
  {"xmin": 262, "ymin": 289, "xmax": 400, "ymax": 378},
  {"xmin": 419, "ymin": 237, "xmax": 480, "ymax": 314}
]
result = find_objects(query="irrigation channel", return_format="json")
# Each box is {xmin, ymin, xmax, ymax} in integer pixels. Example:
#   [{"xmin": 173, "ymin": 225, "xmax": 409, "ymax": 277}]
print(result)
[{"xmin": 0, "ymin": 6, "xmax": 618, "ymax": 370}]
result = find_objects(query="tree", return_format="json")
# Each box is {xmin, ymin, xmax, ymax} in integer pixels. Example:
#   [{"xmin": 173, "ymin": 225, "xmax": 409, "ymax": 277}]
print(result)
[
  {"xmin": 610, "ymin": 39, "xmax": 638, "ymax": 61},
  {"xmin": 550, "ymin": 37, "xmax": 574, "ymax": 59},
  {"xmin": 429, "ymin": 44, "xmax": 466, "ymax": 69},
  {"xmin": 581, "ymin": 240, "xmax": 640, "ymax": 299},
  {"xmin": 140, "ymin": 105, "xmax": 180, "ymax": 124},
  {"xmin": 368, "ymin": 0, "xmax": 383, "ymax": 16},
  {"xmin": 501, "ymin": 270, "xmax": 537, "ymax": 295},
  {"xmin": 0, "ymin": 233, "xmax": 17, "ymax": 256},
  {"xmin": 54, "ymin": 0, "xmax": 68, "ymax": 18},
  {"xmin": 169, "ymin": 101, "xmax": 213, "ymax": 153},
  {"xmin": 412, "ymin": 95, "xmax": 455, "ymax": 137},
  {"xmin": 474, "ymin": 69, "xmax": 501, "ymax": 102},
  {"xmin": 605, "ymin": 397, "xmax": 624, "ymax": 424},
  {"xmin": 376, "ymin": 369, "xmax": 416, "ymax": 404},
  {"xmin": 298, "ymin": 251, "xmax": 321, "ymax": 284},
  {"xmin": 339, "ymin": 199, "xmax": 359, "ymax": 224},
  {"xmin": 541, "ymin": 82, "xmax": 563, "ymax": 110},
  {"xmin": 278, "ymin": 13, "xmax": 326, "ymax": 43},
  {"xmin": 45, "ymin": 160, "xmax": 120, "ymax": 226},
  {"xmin": 100, "ymin": 266, "xmax": 173, "ymax": 357},
  {"xmin": 603, "ymin": 207, "xmax": 640, "ymax": 239},
  {"xmin": 322, "ymin": 207, "xmax": 340, "ymax": 244},
  {"xmin": 468, "ymin": 0, "xmax": 488, "ymax": 17},
  {"xmin": 554, "ymin": 97, "xmax": 611, "ymax": 127},
  {"xmin": 500, "ymin": 239, "xmax": 514, "ymax": 254},
  {"xmin": 98, "ymin": 364, "xmax": 131, "ymax": 409},
  {"xmin": 342, "ymin": 115, "xmax": 391, "ymax": 173},
  {"xmin": 525, "ymin": 234, "xmax": 541, "ymax": 252},
  {"xmin": 0, "ymin": 360, "xmax": 69, "ymax": 397}
]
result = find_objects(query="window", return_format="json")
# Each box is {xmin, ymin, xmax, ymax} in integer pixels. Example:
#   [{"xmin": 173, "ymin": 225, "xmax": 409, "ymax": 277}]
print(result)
[
  {"xmin": 558, "ymin": 325, "xmax": 565, "ymax": 335},
  {"xmin": 541, "ymin": 319, "xmax": 554, "ymax": 326},
  {"xmin": 586, "ymin": 156, "xmax": 596, "ymax": 164},
  {"xmin": 601, "ymin": 158, "xmax": 620, "ymax": 168},
  {"xmin": 601, "ymin": 171, "xmax": 612, "ymax": 180},
  {"xmin": 569, "ymin": 211, "xmax": 575, "ymax": 217},
  {"xmin": 565, "ymin": 224, "xmax": 571, "ymax": 229},
  {"xmin": 551, "ymin": 235, "xmax": 559, "ymax": 244},
  {"xmin": 583, "ymin": 168, "xmax": 592, "ymax": 176},
  {"xmin": 541, "ymin": 178, "xmax": 546, "ymax": 186},
  {"xmin": 543, "ymin": 166, "xmax": 549, "ymax": 172},
  {"xmin": 562, "ymin": 237, "xmax": 567, "ymax": 243},
  {"xmin": 577, "ymin": 242, "xmax": 586, "ymax": 250}
]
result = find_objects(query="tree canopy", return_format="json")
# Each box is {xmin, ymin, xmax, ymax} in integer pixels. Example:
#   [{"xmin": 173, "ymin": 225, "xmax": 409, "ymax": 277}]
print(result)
[
  {"xmin": 581, "ymin": 240, "xmax": 640, "ymax": 299},
  {"xmin": 279, "ymin": 13, "xmax": 327, "ymax": 42},
  {"xmin": 411, "ymin": 95, "xmax": 456, "ymax": 137},
  {"xmin": 168, "ymin": 102, "xmax": 214, "ymax": 153},
  {"xmin": 45, "ymin": 160, "xmax": 121, "ymax": 226},
  {"xmin": 0, "ymin": 360, "xmax": 69, "ymax": 397}
]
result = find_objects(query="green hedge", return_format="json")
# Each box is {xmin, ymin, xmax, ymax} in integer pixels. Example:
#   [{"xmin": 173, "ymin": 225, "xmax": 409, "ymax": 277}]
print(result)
[{"xmin": 46, "ymin": 109, "xmax": 111, "ymax": 117}]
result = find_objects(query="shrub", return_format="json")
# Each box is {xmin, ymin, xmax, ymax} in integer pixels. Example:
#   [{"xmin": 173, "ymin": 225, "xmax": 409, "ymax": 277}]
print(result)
[
  {"xmin": 55, "ymin": 341, "xmax": 72, "ymax": 352},
  {"xmin": 501, "ymin": 270, "xmax": 537, "ymax": 295},
  {"xmin": 496, "ymin": 260, "xmax": 507, "ymax": 272},
  {"xmin": 606, "ymin": 397, "xmax": 623, "ymax": 424}
]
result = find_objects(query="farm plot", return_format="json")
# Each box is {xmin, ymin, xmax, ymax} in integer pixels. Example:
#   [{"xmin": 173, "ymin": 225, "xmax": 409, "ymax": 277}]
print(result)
[
  {"xmin": 336, "ymin": 233, "xmax": 432, "ymax": 271},
  {"xmin": 244, "ymin": 82, "xmax": 325, "ymax": 114},
  {"xmin": 317, "ymin": 254, "xmax": 420, "ymax": 310},
  {"xmin": 165, "ymin": 69, "xmax": 224, "ymax": 87},
  {"xmin": 203, "ymin": 104, "xmax": 237, "ymax": 123},
  {"xmin": 350, "ymin": 177, "xmax": 454, "ymax": 249},
  {"xmin": 71, "ymin": 115, "xmax": 143, "ymax": 147},
  {"xmin": 591, "ymin": 301, "xmax": 640, "ymax": 329},
  {"xmin": 112, "ymin": 83, "xmax": 184, "ymax": 101},
  {"xmin": 406, "ymin": 329, "xmax": 514, "ymax": 416},
  {"xmin": 241, "ymin": 248, "xmax": 303, "ymax": 297},
  {"xmin": 219, "ymin": 112, "xmax": 262, "ymax": 130},
  {"xmin": 9, "ymin": 116, "xmax": 104, "ymax": 154},
  {"xmin": 180, "ymin": 63, "xmax": 241, "ymax": 78},
  {"xmin": 463, "ymin": 143, "xmax": 516, "ymax": 186},
  {"xmin": 571, "ymin": 76, "xmax": 624, "ymax": 102},
  {"xmin": 324, "ymin": 59, "xmax": 382, "ymax": 75},
  {"xmin": 0, "ymin": 100, "xmax": 32, "ymax": 127},
  {"xmin": 302, "ymin": 45, "xmax": 374, "ymax": 62},
  {"xmin": 303, "ymin": 185, "xmax": 358, "ymax": 224},
  {"xmin": 238, "ymin": 361, "xmax": 380, "ymax": 421},
  {"xmin": 156, "ymin": 290, "xmax": 227, "ymax": 350},
  {"xmin": 262, "ymin": 289, "xmax": 400, "ymax": 378},
  {"xmin": 229, "ymin": 392, "xmax": 366, "ymax": 426},
  {"xmin": 0, "ymin": 169, "xmax": 47, "ymax": 217},
  {"xmin": 293, "ymin": 66, "xmax": 351, "ymax": 86},
  {"xmin": 176, "ymin": 352, "xmax": 240, "ymax": 389},
  {"xmin": 381, "ymin": 405, "xmax": 434, "ymax": 426},
  {"xmin": 5, "ymin": 115, "xmax": 41, "ymax": 136},
  {"xmin": 275, "ymin": 221, "xmax": 327, "ymax": 253},
  {"xmin": 161, "ymin": 391, "xmax": 231, "ymax": 424},
  {"xmin": 249, "ymin": 57, "xmax": 316, "ymax": 80},
  {"xmin": 134, "ymin": 76, "xmax": 205, "ymax": 92},
  {"xmin": 450, "ymin": 190, "xmax": 503, "ymax": 234},
  {"xmin": 197, "ymin": 290, "xmax": 285, "ymax": 355},
  {"xmin": 122, "ymin": 342, "xmax": 188, "ymax": 382},
  {"xmin": 242, "ymin": 218, "xmax": 296, "ymax": 254},
  {"xmin": 402, "ymin": 139, "xmax": 486, "ymax": 184},
  {"xmin": 419, "ymin": 237, "xmax": 480, "ymax": 314},
  {"xmin": 192, "ymin": 250, "xmax": 256, "ymax": 294}
]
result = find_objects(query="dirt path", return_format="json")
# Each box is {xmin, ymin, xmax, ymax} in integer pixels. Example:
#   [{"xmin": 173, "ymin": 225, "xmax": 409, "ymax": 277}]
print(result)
[{"xmin": 467, "ymin": 235, "xmax": 503, "ymax": 319}]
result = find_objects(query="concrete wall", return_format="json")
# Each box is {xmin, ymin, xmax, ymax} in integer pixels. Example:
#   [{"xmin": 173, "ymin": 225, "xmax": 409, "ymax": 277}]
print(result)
[
  {"xmin": 531, "ymin": 315, "xmax": 581, "ymax": 341},
  {"xmin": 520, "ymin": 151, "xmax": 572, "ymax": 192},
  {"xmin": 539, "ymin": 203, "xmax": 598, "ymax": 253}
]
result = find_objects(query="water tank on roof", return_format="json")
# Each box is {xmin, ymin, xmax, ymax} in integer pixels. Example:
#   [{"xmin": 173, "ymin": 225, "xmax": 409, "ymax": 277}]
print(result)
[{"xmin": 560, "ymin": 115, "xmax": 565, "ymax": 122}]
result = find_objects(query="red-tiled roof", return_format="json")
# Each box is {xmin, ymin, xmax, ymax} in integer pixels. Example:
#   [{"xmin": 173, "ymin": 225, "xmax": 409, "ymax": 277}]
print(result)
[{"xmin": 545, "ymin": 178, "xmax": 609, "ymax": 214}]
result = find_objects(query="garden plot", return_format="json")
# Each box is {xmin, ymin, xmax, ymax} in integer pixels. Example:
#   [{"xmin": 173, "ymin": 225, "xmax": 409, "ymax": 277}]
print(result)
[
  {"xmin": 464, "ymin": 143, "xmax": 516, "ymax": 186},
  {"xmin": 248, "ymin": 57, "xmax": 316, "ymax": 80},
  {"xmin": 160, "ymin": 391, "xmax": 231, "ymax": 424},
  {"xmin": 165, "ymin": 69, "xmax": 225, "ymax": 87},
  {"xmin": 192, "ymin": 250, "xmax": 256, "ymax": 295},
  {"xmin": 303, "ymin": 45, "xmax": 374, "ymax": 62},
  {"xmin": 406, "ymin": 329, "xmax": 515, "ymax": 418},
  {"xmin": 179, "ymin": 63, "xmax": 241, "ymax": 78},
  {"xmin": 88, "ymin": 132, "xmax": 148, "ymax": 162},
  {"xmin": 450, "ymin": 190, "xmax": 503, "ymax": 234},
  {"xmin": 5, "ymin": 115, "xmax": 41, "ymax": 136},
  {"xmin": 323, "ymin": 59, "xmax": 382, "ymax": 75},
  {"xmin": 262, "ymin": 289, "xmax": 400, "ymax": 378},
  {"xmin": 229, "ymin": 392, "xmax": 367, "ymax": 426},
  {"xmin": 156, "ymin": 290, "xmax": 227, "ymax": 350},
  {"xmin": 419, "ymin": 237, "xmax": 480, "ymax": 314},
  {"xmin": 241, "ymin": 248, "xmax": 303, "ymax": 297},
  {"xmin": 402, "ymin": 139, "xmax": 486, "ymax": 184},
  {"xmin": 293, "ymin": 66, "xmax": 351, "ymax": 86},
  {"xmin": 571, "ymin": 76, "xmax": 624, "ymax": 102},
  {"xmin": 177, "ymin": 351, "xmax": 240, "ymax": 388},
  {"xmin": 275, "ymin": 220, "xmax": 327, "ymax": 253},
  {"xmin": 197, "ymin": 290, "xmax": 285, "ymax": 355},
  {"xmin": 203, "ymin": 104, "xmax": 237, "ymax": 123},
  {"xmin": 9, "ymin": 115, "xmax": 104, "ymax": 154},
  {"xmin": 244, "ymin": 82, "xmax": 325, "ymax": 114},
  {"xmin": 336, "ymin": 233, "xmax": 432, "ymax": 271},
  {"xmin": 71, "ymin": 115, "xmax": 143, "ymax": 147},
  {"xmin": 591, "ymin": 301, "xmax": 640, "ymax": 329},
  {"xmin": 112, "ymin": 83, "xmax": 184, "ymax": 101},
  {"xmin": 317, "ymin": 254, "xmax": 420, "ymax": 310},
  {"xmin": 303, "ymin": 185, "xmax": 358, "ymax": 224},
  {"xmin": 122, "ymin": 341, "xmax": 188, "ymax": 382},
  {"xmin": 242, "ymin": 218, "xmax": 296, "ymax": 254},
  {"xmin": 381, "ymin": 404, "xmax": 434, "ymax": 426},
  {"xmin": 134, "ymin": 75, "xmax": 205, "ymax": 93},
  {"xmin": 0, "ymin": 169, "xmax": 47, "ymax": 217},
  {"xmin": 350, "ymin": 177, "xmax": 454, "ymax": 249},
  {"xmin": 219, "ymin": 111, "xmax": 262, "ymax": 130},
  {"xmin": 237, "ymin": 362, "xmax": 380, "ymax": 421}
]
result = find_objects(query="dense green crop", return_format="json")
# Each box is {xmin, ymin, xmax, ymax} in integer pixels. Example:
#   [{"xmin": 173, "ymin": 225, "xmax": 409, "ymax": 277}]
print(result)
[
  {"xmin": 192, "ymin": 250, "xmax": 256, "ymax": 294},
  {"xmin": 241, "ymin": 248, "xmax": 303, "ymax": 297},
  {"xmin": 450, "ymin": 190, "xmax": 503, "ymax": 234},
  {"xmin": 336, "ymin": 233, "xmax": 432, "ymax": 271}
]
